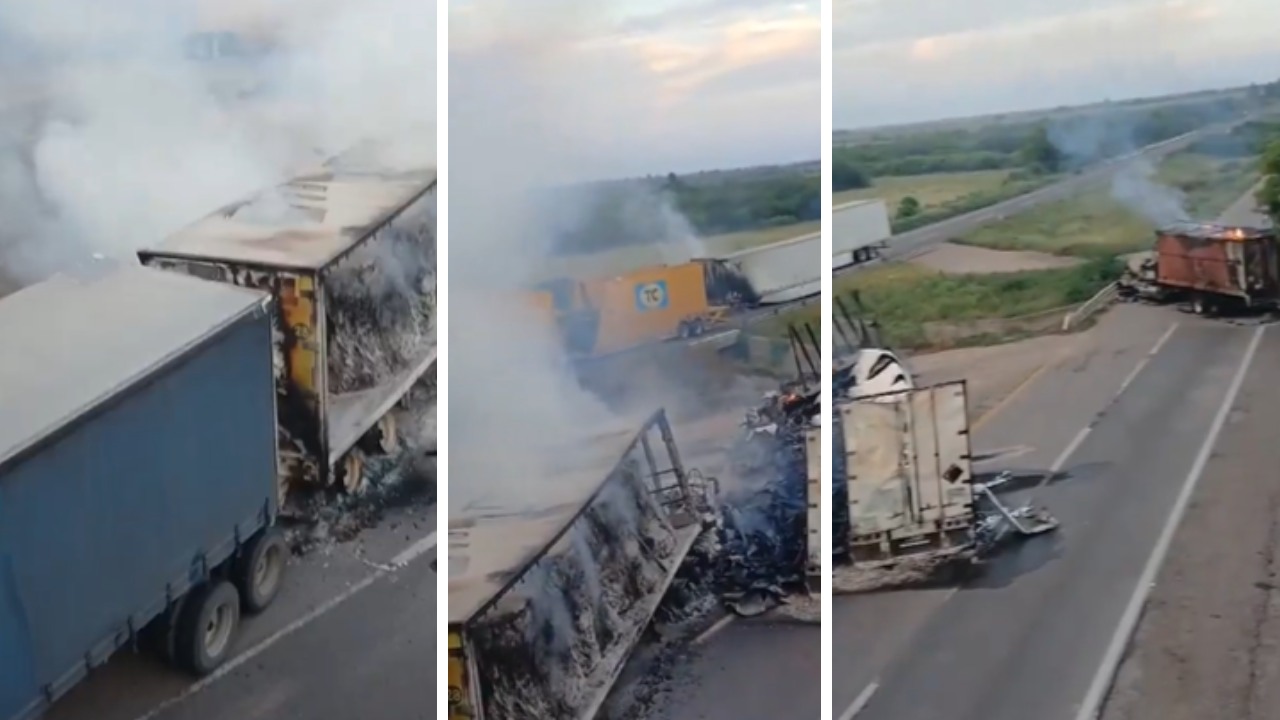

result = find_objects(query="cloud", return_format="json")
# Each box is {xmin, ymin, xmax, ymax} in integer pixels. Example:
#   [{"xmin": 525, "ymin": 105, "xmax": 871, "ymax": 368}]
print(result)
[
  {"xmin": 836, "ymin": 0, "xmax": 1280, "ymax": 128},
  {"xmin": 451, "ymin": 0, "xmax": 819, "ymax": 176}
]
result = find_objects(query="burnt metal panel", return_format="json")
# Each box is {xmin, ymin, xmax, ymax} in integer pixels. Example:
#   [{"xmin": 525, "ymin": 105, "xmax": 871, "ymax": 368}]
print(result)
[
  {"xmin": 1155, "ymin": 226, "xmax": 1280, "ymax": 302},
  {"xmin": 0, "ymin": 305, "xmax": 278, "ymax": 720}
]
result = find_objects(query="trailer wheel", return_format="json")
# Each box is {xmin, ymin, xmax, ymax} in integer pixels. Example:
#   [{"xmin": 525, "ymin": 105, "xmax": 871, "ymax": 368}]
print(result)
[
  {"xmin": 339, "ymin": 450, "xmax": 367, "ymax": 494},
  {"xmin": 234, "ymin": 527, "xmax": 288, "ymax": 614},
  {"xmin": 174, "ymin": 581, "xmax": 240, "ymax": 676}
]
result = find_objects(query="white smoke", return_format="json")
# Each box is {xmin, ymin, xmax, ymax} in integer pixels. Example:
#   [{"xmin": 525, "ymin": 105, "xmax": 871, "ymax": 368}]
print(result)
[{"xmin": 0, "ymin": 0, "xmax": 436, "ymax": 287}]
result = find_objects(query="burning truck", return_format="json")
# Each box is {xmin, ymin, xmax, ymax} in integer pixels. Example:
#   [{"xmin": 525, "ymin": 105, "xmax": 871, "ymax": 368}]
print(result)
[
  {"xmin": 138, "ymin": 151, "xmax": 437, "ymax": 507},
  {"xmin": 1118, "ymin": 223, "xmax": 1280, "ymax": 315}
]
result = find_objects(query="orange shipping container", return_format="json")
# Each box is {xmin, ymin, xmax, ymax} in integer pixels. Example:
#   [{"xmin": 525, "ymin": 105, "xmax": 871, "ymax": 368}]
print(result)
[{"xmin": 588, "ymin": 263, "xmax": 712, "ymax": 356}]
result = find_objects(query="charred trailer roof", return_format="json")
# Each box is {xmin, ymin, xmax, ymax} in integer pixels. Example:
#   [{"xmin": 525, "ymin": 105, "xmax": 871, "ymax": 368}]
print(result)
[
  {"xmin": 137, "ymin": 162, "xmax": 438, "ymax": 495},
  {"xmin": 447, "ymin": 409, "xmax": 705, "ymax": 720},
  {"xmin": 1158, "ymin": 222, "xmax": 1275, "ymax": 243}
]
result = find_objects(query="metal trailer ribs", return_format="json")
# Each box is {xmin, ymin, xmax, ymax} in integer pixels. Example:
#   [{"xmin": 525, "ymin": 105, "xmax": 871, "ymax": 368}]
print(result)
[{"xmin": 447, "ymin": 410, "xmax": 710, "ymax": 720}]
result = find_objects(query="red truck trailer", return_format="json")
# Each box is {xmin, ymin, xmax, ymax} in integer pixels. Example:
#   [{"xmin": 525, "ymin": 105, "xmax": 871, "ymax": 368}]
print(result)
[{"xmin": 1120, "ymin": 223, "xmax": 1280, "ymax": 314}]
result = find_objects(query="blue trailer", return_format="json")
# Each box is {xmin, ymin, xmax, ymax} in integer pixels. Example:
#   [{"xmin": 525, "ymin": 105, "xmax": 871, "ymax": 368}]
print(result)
[{"xmin": 0, "ymin": 264, "xmax": 287, "ymax": 720}]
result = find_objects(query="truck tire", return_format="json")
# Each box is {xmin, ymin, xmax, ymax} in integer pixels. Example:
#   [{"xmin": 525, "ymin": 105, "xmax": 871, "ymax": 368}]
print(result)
[
  {"xmin": 234, "ymin": 527, "xmax": 288, "ymax": 615},
  {"xmin": 174, "ymin": 581, "xmax": 240, "ymax": 676}
]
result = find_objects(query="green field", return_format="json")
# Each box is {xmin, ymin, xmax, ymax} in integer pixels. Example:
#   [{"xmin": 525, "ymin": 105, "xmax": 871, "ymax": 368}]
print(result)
[
  {"xmin": 834, "ymin": 170, "xmax": 1056, "ymax": 233},
  {"xmin": 701, "ymin": 220, "xmax": 818, "ymax": 255},
  {"xmin": 759, "ymin": 260, "xmax": 1121, "ymax": 349},
  {"xmin": 957, "ymin": 152, "xmax": 1260, "ymax": 258},
  {"xmin": 833, "ymin": 170, "xmax": 1013, "ymax": 210}
]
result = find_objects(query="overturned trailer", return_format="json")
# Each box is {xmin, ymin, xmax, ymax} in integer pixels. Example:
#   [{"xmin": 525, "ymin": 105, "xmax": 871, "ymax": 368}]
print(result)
[
  {"xmin": 834, "ymin": 381, "xmax": 1057, "ymax": 578},
  {"xmin": 138, "ymin": 163, "xmax": 437, "ymax": 501},
  {"xmin": 448, "ymin": 410, "xmax": 712, "ymax": 720}
]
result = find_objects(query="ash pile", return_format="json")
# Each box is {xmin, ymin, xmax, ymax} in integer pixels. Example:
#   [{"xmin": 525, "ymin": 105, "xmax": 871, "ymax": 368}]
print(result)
[{"xmin": 325, "ymin": 193, "xmax": 437, "ymax": 395}]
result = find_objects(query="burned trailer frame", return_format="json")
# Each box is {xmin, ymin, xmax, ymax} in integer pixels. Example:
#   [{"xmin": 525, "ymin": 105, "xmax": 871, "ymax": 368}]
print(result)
[
  {"xmin": 1150, "ymin": 223, "xmax": 1280, "ymax": 311},
  {"xmin": 138, "ymin": 164, "xmax": 437, "ymax": 501},
  {"xmin": 448, "ymin": 409, "xmax": 712, "ymax": 720}
]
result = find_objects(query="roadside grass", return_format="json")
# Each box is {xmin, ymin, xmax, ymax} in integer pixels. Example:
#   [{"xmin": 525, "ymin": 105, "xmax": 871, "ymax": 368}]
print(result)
[
  {"xmin": 701, "ymin": 220, "xmax": 818, "ymax": 255},
  {"xmin": 814, "ymin": 259, "xmax": 1122, "ymax": 349},
  {"xmin": 956, "ymin": 152, "xmax": 1260, "ymax": 258},
  {"xmin": 834, "ymin": 170, "xmax": 1058, "ymax": 234}
]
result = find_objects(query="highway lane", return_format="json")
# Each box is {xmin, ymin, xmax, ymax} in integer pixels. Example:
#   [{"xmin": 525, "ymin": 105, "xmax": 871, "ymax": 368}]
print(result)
[
  {"xmin": 850, "ymin": 317, "xmax": 1259, "ymax": 720},
  {"xmin": 833, "ymin": 120, "xmax": 1247, "ymax": 278},
  {"xmin": 831, "ymin": 302, "xmax": 1180, "ymax": 714},
  {"xmin": 639, "ymin": 618, "xmax": 820, "ymax": 720},
  {"xmin": 43, "ymin": 501, "xmax": 437, "ymax": 720}
]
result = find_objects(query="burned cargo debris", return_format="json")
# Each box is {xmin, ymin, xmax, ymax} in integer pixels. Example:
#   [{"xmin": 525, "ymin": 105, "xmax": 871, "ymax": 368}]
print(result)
[
  {"xmin": 326, "ymin": 194, "xmax": 437, "ymax": 394},
  {"xmin": 717, "ymin": 381, "xmax": 818, "ymax": 614},
  {"xmin": 834, "ymin": 383, "xmax": 1058, "ymax": 591}
]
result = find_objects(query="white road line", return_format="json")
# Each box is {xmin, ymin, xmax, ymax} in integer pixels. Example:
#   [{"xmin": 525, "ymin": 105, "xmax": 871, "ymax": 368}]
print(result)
[
  {"xmin": 133, "ymin": 531, "xmax": 438, "ymax": 720},
  {"xmin": 692, "ymin": 614, "xmax": 737, "ymax": 646},
  {"xmin": 1115, "ymin": 322, "xmax": 1179, "ymax": 398},
  {"xmin": 1040, "ymin": 321, "xmax": 1180, "ymax": 489},
  {"xmin": 838, "ymin": 680, "xmax": 880, "ymax": 720},
  {"xmin": 391, "ymin": 530, "xmax": 439, "ymax": 568},
  {"xmin": 1074, "ymin": 323, "xmax": 1266, "ymax": 720}
]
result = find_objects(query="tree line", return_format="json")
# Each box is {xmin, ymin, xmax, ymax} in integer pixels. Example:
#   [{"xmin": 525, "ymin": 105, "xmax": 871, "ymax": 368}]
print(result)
[
  {"xmin": 835, "ymin": 95, "xmax": 1259, "ymax": 193},
  {"xmin": 550, "ymin": 169, "xmax": 820, "ymax": 255}
]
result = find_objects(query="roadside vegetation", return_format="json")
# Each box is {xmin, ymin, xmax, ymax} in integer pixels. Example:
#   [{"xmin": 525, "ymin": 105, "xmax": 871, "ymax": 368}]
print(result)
[
  {"xmin": 957, "ymin": 149, "xmax": 1262, "ymax": 258},
  {"xmin": 828, "ymin": 259, "xmax": 1123, "ymax": 350},
  {"xmin": 833, "ymin": 92, "xmax": 1265, "ymax": 235},
  {"xmin": 553, "ymin": 164, "xmax": 819, "ymax": 257}
]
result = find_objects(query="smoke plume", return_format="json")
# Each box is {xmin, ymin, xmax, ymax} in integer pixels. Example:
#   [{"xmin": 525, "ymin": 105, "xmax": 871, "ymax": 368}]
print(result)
[
  {"xmin": 447, "ymin": 2, "xmax": 631, "ymax": 514},
  {"xmin": 0, "ymin": 0, "xmax": 436, "ymax": 288},
  {"xmin": 1046, "ymin": 111, "xmax": 1190, "ymax": 226}
]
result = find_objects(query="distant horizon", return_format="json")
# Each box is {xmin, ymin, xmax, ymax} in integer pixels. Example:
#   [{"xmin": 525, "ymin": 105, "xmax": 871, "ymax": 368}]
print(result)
[{"xmin": 836, "ymin": 78, "xmax": 1268, "ymax": 134}]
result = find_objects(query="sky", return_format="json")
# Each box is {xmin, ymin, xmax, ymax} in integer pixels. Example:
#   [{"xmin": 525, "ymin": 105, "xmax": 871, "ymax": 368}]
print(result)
[
  {"xmin": 450, "ymin": 0, "xmax": 819, "ymax": 178},
  {"xmin": 836, "ymin": 0, "xmax": 1280, "ymax": 129}
]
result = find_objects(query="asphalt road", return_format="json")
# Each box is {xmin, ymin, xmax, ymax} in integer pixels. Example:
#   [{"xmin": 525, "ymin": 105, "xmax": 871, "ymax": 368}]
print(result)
[
  {"xmin": 832, "ymin": 302, "xmax": 1173, "ymax": 710},
  {"xmin": 42, "ymin": 502, "xmax": 437, "ymax": 720},
  {"xmin": 638, "ymin": 617, "xmax": 820, "ymax": 720},
  {"xmin": 833, "ymin": 120, "xmax": 1247, "ymax": 278},
  {"xmin": 839, "ymin": 310, "xmax": 1259, "ymax": 720}
]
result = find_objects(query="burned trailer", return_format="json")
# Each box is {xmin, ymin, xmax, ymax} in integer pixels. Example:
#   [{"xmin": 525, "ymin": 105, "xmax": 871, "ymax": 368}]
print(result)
[
  {"xmin": 448, "ymin": 410, "xmax": 714, "ymax": 720},
  {"xmin": 835, "ymin": 381, "xmax": 1057, "ymax": 579},
  {"xmin": 138, "ymin": 164, "xmax": 437, "ymax": 501},
  {"xmin": 1121, "ymin": 223, "xmax": 1280, "ymax": 313}
]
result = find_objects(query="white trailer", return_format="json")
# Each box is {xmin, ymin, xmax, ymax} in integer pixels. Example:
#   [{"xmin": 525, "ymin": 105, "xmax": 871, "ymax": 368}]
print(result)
[
  {"xmin": 721, "ymin": 233, "xmax": 820, "ymax": 305},
  {"xmin": 832, "ymin": 199, "xmax": 891, "ymax": 270},
  {"xmin": 839, "ymin": 381, "xmax": 977, "ymax": 566}
]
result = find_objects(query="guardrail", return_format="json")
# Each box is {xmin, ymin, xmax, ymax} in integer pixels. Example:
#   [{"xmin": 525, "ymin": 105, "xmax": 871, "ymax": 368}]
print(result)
[{"xmin": 1062, "ymin": 282, "xmax": 1119, "ymax": 332}]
